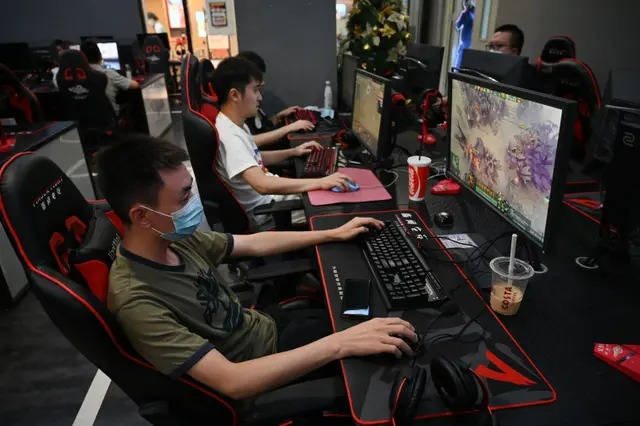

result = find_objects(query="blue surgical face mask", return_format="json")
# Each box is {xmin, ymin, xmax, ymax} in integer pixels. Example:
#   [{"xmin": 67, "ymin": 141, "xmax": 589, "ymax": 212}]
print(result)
[{"xmin": 143, "ymin": 194, "xmax": 204, "ymax": 241}]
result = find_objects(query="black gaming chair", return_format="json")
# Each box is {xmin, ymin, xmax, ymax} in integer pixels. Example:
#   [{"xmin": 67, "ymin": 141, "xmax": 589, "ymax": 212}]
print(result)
[
  {"xmin": 56, "ymin": 50, "xmax": 120, "ymax": 197},
  {"xmin": 0, "ymin": 152, "xmax": 347, "ymax": 425},
  {"xmin": 181, "ymin": 53, "xmax": 304, "ymax": 233},
  {"xmin": 142, "ymin": 35, "xmax": 170, "ymax": 75},
  {"xmin": 198, "ymin": 58, "xmax": 217, "ymax": 102},
  {"xmin": 0, "ymin": 63, "xmax": 42, "ymax": 124},
  {"xmin": 535, "ymin": 35, "xmax": 576, "ymax": 73},
  {"xmin": 549, "ymin": 59, "xmax": 602, "ymax": 159}
]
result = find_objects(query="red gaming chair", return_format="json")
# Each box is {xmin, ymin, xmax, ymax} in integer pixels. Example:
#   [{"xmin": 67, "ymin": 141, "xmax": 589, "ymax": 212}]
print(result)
[
  {"xmin": 0, "ymin": 63, "xmax": 42, "ymax": 124},
  {"xmin": 0, "ymin": 152, "xmax": 347, "ymax": 425}
]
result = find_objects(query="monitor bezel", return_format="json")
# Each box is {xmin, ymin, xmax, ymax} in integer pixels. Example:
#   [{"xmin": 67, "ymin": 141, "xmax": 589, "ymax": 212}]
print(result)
[
  {"xmin": 459, "ymin": 49, "xmax": 528, "ymax": 86},
  {"xmin": 340, "ymin": 53, "xmax": 359, "ymax": 110},
  {"xmin": 352, "ymin": 68, "xmax": 393, "ymax": 159},
  {"xmin": 446, "ymin": 71, "xmax": 577, "ymax": 251}
]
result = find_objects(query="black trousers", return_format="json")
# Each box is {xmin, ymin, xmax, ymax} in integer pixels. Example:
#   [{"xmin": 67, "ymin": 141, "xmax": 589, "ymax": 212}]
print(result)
[{"xmin": 262, "ymin": 306, "xmax": 341, "ymax": 381}]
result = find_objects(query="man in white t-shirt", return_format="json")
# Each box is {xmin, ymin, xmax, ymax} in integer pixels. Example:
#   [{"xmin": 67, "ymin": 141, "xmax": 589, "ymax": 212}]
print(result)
[{"xmin": 213, "ymin": 57, "xmax": 353, "ymax": 230}]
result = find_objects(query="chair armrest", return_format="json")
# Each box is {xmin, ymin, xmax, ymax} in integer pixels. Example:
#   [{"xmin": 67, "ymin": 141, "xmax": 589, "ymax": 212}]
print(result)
[
  {"xmin": 243, "ymin": 376, "xmax": 348, "ymax": 423},
  {"xmin": 253, "ymin": 199, "xmax": 304, "ymax": 216},
  {"xmin": 245, "ymin": 258, "xmax": 314, "ymax": 282}
]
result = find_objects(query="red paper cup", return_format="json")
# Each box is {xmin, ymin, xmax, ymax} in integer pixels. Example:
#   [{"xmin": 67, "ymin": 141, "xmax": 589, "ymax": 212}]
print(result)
[{"xmin": 408, "ymin": 156, "xmax": 431, "ymax": 201}]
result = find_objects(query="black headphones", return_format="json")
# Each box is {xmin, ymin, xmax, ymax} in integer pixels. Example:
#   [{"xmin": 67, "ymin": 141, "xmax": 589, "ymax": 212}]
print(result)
[{"xmin": 389, "ymin": 356, "xmax": 496, "ymax": 426}]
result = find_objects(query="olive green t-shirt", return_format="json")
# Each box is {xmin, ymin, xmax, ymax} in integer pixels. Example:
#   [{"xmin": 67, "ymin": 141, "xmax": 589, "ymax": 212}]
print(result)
[{"xmin": 107, "ymin": 231, "xmax": 277, "ymax": 379}]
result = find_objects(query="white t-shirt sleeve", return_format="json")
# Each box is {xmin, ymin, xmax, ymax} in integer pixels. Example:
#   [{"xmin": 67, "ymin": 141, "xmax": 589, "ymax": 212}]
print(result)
[{"xmin": 220, "ymin": 129, "xmax": 261, "ymax": 180}]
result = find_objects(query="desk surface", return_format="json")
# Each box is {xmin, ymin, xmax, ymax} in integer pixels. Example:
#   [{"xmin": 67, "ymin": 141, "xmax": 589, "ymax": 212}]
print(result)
[
  {"xmin": 1, "ymin": 121, "xmax": 76, "ymax": 164},
  {"xmin": 297, "ymin": 130, "xmax": 640, "ymax": 426}
]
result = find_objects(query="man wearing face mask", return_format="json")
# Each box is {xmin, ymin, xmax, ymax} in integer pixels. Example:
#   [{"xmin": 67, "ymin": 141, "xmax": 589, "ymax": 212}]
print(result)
[{"xmin": 97, "ymin": 135, "xmax": 418, "ymax": 401}]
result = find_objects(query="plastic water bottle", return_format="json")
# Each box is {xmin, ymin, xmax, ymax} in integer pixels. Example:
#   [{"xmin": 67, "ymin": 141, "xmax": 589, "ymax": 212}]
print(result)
[
  {"xmin": 323, "ymin": 80, "xmax": 333, "ymax": 109},
  {"xmin": 125, "ymin": 64, "xmax": 132, "ymax": 80}
]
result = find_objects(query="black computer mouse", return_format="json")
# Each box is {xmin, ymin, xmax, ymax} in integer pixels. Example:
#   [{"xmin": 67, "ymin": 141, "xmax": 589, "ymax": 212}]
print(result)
[{"xmin": 434, "ymin": 211, "xmax": 454, "ymax": 228}]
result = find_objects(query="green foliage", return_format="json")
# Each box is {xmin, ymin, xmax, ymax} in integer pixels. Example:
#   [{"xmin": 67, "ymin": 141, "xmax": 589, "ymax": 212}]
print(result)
[{"xmin": 341, "ymin": 0, "xmax": 411, "ymax": 76}]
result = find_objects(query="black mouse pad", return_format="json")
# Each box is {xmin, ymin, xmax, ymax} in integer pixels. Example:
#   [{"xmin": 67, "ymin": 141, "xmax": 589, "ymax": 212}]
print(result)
[{"xmin": 310, "ymin": 209, "xmax": 555, "ymax": 424}]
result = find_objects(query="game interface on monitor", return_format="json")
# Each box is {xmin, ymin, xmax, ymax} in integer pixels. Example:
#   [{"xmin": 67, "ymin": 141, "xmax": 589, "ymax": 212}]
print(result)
[
  {"xmin": 448, "ymin": 78, "xmax": 564, "ymax": 244},
  {"xmin": 352, "ymin": 72, "xmax": 385, "ymax": 154},
  {"xmin": 98, "ymin": 42, "xmax": 120, "ymax": 71}
]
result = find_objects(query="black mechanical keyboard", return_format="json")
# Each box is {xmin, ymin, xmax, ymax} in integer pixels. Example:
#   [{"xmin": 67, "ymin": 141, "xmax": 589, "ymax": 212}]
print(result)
[
  {"xmin": 303, "ymin": 147, "xmax": 339, "ymax": 178},
  {"xmin": 361, "ymin": 220, "xmax": 448, "ymax": 310}
]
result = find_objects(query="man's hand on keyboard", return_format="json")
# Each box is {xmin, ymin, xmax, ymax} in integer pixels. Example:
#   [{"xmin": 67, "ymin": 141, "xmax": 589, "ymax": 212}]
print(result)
[
  {"xmin": 329, "ymin": 217, "xmax": 384, "ymax": 241},
  {"xmin": 277, "ymin": 105, "xmax": 301, "ymax": 118},
  {"xmin": 294, "ymin": 141, "xmax": 323, "ymax": 156},
  {"xmin": 288, "ymin": 119, "xmax": 315, "ymax": 133},
  {"xmin": 327, "ymin": 317, "xmax": 417, "ymax": 359},
  {"xmin": 317, "ymin": 172, "xmax": 353, "ymax": 191}
]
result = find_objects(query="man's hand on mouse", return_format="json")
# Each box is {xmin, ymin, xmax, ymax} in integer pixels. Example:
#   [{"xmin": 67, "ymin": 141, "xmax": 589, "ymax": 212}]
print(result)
[
  {"xmin": 317, "ymin": 172, "xmax": 353, "ymax": 191},
  {"xmin": 294, "ymin": 140, "xmax": 322, "ymax": 156},
  {"xmin": 325, "ymin": 317, "xmax": 417, "ymax": 359},
  {"xmin": 328, "ymin": 216, "xmax": 384, "ymax": 241}
]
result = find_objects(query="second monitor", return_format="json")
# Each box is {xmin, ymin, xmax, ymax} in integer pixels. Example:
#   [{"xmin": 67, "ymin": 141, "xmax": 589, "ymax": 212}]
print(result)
[
  {"xmin": 352, "ymin": 69, "xmax": 393, "ymax": 159},
  {"xmin": 98, "ymin": 42, "xmax": 120, "ymax": 71}
]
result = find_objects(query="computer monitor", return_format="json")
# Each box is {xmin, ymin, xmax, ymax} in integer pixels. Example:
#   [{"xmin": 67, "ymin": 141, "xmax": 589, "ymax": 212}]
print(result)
[
  {"xmin": 398, "ymin": 43, "xmax": 444, "ymax": 93},
  {"xmin": 589, "ymin": 69, "xmax": 640, "ymax": 168},
  {"xmin": 30, "ymin": 46, "xmax": 56, "ymax": 69},
  {"xmin": 0, "ymin": 43, "xmax": 33, "ymax": 72},
  {"xmin": 447, "ymin": 72, "xmax": 576, "ymax": 249},
  {"xmin": 459, "ymin": 49, "xmax": 528, "ymax": 87},
  {"xmin": 136, "ymin": 33, "xmax": 171, "ymax": 50},
  {"xmin": 81, "ymin": 36, "xmax": 114, "ymax": 42},
  {"xmin": 352, "ymin": 69, "xmax": 393, "ymax": 159},
  {"xmin": 69, "ymin": 45, "xmax": 81, "ymax": 51},
  {"xmin": 340, "ymin": 54, "xmax": 359, "ymax": 110},
  {"xmin": 98, "ymin": 42, "xmax": 120, "ymax": 71}
]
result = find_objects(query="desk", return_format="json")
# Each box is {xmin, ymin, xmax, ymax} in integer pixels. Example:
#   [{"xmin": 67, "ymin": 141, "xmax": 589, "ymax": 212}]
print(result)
[
  {"xmin": 0, "ymin": 121, "xmax": 78, "ymax": 308},
  {"xmin": 297, "ymin": 130, "xmax": 640, "ymax": 425}
]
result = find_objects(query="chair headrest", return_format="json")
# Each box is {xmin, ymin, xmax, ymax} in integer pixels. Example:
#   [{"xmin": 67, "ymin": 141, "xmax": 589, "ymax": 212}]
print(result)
[
  {"xmin": 0, "ymin": 153, "xmax": 94, "ymax": 269},
  {"xmin": 181, "ymin": 53, "xmax": 201, "ymax": 111},
  {"xmin": 142, "ymin": 35, "xmax": 169, "ymax": 73},
  {"xmin": 551, "ymin": 59, "xmax": 601, "ymax": 111},
  {"xmin": 198, "ymin": 59, "xmax": 217, "ymax": 98},
  {"xmin": 540, "ymin": 36, "xmax": 576, "ymax": 64}
]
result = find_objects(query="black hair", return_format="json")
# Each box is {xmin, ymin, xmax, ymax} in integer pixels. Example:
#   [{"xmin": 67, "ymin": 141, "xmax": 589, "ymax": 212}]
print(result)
[
  {"xmin": 147, "ymin": 12, "xmax": 159, "ymax": 21},
  {"xmin": 494, "ymin": 24, "xmax": 524, "ymax": 54},
  {"xmin": 237, "ymin": 51, "xmax": 266, "ymax": 74},
  {"xmin": 96, "ymin": 134, "xmax": 189, "ymax": 225},
  {"xmin": 212, "ymin": 56, "xmax": 263, "ymax": 105},
  {"xmin": 80, "ymin": 40, "xmax": 102, "ymax": 64}
]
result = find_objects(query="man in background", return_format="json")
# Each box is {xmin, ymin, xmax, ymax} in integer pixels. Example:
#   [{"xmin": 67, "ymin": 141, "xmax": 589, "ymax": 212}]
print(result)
[{"xmin": 80, "ymin": 41, "xmax": 139, "ymax": 114}]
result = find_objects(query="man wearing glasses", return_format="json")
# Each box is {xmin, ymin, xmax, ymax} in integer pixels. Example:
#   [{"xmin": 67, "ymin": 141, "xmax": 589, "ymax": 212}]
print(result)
[{"xmin": 486, "ymin": 24, "xmax": 525, "ymax": 56}]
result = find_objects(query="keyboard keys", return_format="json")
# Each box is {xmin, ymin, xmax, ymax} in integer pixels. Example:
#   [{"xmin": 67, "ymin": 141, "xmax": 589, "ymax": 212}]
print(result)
[{"xmin": 361, "ymin": 220, "xmax": 448, "ymax": 310}]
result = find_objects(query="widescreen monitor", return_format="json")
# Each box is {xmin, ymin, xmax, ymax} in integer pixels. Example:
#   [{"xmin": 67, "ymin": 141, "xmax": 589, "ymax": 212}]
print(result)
[{"xmin": 447, "ymin": 72, "xmax": 575, "ymax": 249}]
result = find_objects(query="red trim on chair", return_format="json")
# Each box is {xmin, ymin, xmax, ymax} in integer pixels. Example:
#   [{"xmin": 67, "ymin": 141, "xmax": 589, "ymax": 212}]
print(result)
[
  {"xmin": 183, "ymin": 54, "xmax": 251, "ymax": 233},
  {"xmin": 0, "ymin": 152, "xmax": 238, "ymax": 426},
  {"xmin": 0, "ymin": 63, "xmax": 42, "ymax": 122},
  {"xmin": 560, "ymin": 58, "xmax": 601, "ymax": 109},
  {"xmin": 277, "ymin": 295, "xmax": 321, "ymax": 306}
]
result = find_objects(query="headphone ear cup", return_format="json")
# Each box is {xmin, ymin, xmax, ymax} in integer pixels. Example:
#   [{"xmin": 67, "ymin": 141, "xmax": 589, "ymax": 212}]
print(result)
[
  {"xmin": 431, "ymin": 356, "xmax": 467, "ymax": 410},
  {"xmin": 406, "ymin": 366, "xmax": 427, "ymax": 416},
  {"xmin": 389, "ymin": 367, "xmax": 427, "ymax": 426}
]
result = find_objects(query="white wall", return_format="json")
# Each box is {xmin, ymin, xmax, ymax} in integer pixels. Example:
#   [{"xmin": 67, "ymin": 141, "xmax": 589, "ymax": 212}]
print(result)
[{"xmin": 494, "ymin": 0, "xmax": 639, "ymax": 89}]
